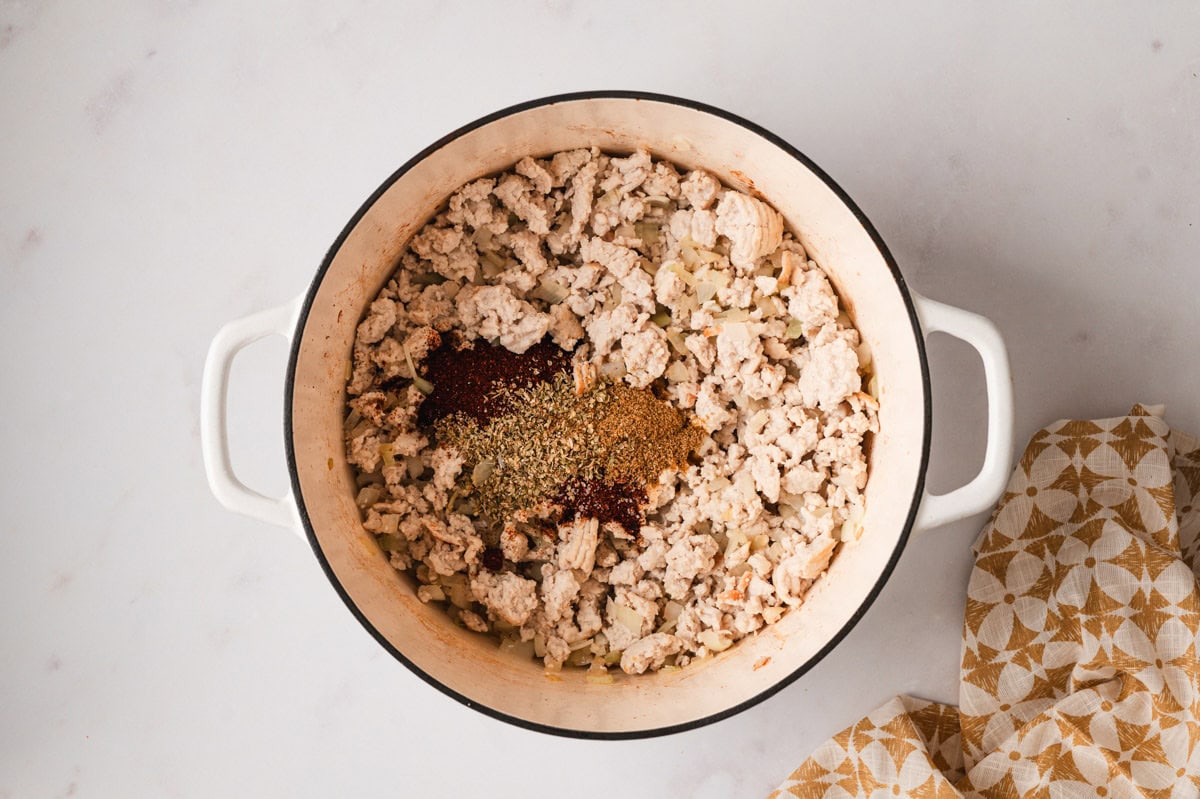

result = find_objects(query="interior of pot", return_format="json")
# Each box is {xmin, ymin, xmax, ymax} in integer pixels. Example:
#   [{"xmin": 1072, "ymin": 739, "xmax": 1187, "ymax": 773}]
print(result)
[{"xmin": 288, "ymin": 95, "xmax": 928, "ymax": 735}]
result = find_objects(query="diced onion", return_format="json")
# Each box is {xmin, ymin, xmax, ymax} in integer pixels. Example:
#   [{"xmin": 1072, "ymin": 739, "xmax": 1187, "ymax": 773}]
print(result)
[
  {"xmin": 756, "ymin": 296, "xmax": 782, "ymax": 317},
  {"xmin": 355, "ymin": 471, "xmax": 382, "ymax": 488},
  {"xmin": 406, "ymin": 455, "xmax": 424, "ymax": 480},
  {"xmin": 532, "ymin": 276, "xmax": 570, "ymax": 305},
  {"xmin": 856, "ymin": 342, "xmax": 873, "ymax": 369},
  {"xmin": 727, "ymin": 562, "xmax": 752, "ymax": 578},
  {"xmin": 400, "ymin": 338, "xmax": 420, "ymax": 381},
  {"xmin": 634, "ymin": 222, "xmax": 660, "ymax": 244},
  {"xmin": 715, "ymin": 308, "xmax": 751, "ymax": 323},
  {"xmin": 841, "ymin": 505, "xmax": 865, "ymax": 542},
  {"xmin": 662, "ymin": 601, "xmax": 684, "ymax": 623},
  {"xmin": 417, "ymin": 585, "xmax": 445, "ymax": 603},
  {"xmin": 356, "ymin": 485, "xmax": 383, "ymax": 508},
  {"xmin": 601, "ymin": 284, "xmax": 624, "ymax": 312},
  {"xmin": 402, "ymin": 340, "xmax": 433, "ymax": 395},
  {"xmin": 378, "ymin": 443, "xmax": 396, "ymax": 467},
  {"xmin": 665, "ymin": 329, "xmax": 688, "ymax": 355},
  {"xmin": 668, "ymin": 261, "xmax": 696, "ymax": 287},
  {"xmin": 725, "ymin": 531, "xmax": 748, "ymax": 559},
  {"xmin": 665, "ymin": 361, "xmax": 690, "ymax": 383},
  {"xmin": 377, "ymin": 533, "xmax": 404, "ymax": 551},
  {"xmin": 705, "ymin": 269, "xmax": 731, "ymax": 290},
  {"xmin": 696, "ymin": 282, "xmax": 717, "ymax": 304},
  {"xmin": 442, "ymin": 575, "xmax": 474, "ymax": 609},
  {"xmin": 784, "ymin": 318, "xmax": 806, "ymax": 340},
  {"xmin": 697, "ymin": 630, "xmax": 732, "ymax": 653},
  {"xmin": 586, "ymin": 672, "xmax": 615, "ymax": 685},
  {"xmin": 472, "ymin": 459, "xmax": 495, "ymax": 485},
  {"xmin": 444, "ymin": 487, "xmax": 462, "ymax": 515},
  {"xmin": 651, "ymin": 311, "xmax": 672, "ymax": 327},
  {"xmin": 612, "ymin": 602, "xmax": 644, "ymax": 635},
  {"xmin": 680, "ymin": 241, "xmax": 701, "ymax": 268},
  {"xmin": 778, "ymin": 492, "xmax": 805, "ymax": 510}
]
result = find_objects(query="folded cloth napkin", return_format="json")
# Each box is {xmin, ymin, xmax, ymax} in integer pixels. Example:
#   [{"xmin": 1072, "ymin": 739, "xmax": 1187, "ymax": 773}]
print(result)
[{"xmin": 770, "ymin": 405, "xmax": 1200, "ymax": 798}]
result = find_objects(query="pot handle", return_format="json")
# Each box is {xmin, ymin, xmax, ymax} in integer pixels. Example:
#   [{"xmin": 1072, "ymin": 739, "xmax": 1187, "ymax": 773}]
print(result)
[
  {"xmin": 910, "ymin": 293, "xmax": 1014, "ymax": 532},
  {"xmin": 200, "ymin": 296, "xmax": 305, "ymax": 534}
]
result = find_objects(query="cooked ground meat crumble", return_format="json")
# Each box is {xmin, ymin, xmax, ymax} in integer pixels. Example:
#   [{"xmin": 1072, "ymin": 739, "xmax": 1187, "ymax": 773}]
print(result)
[{"xmin": 344, "ymin": 148, "xmax": 878, "ymax": 675}]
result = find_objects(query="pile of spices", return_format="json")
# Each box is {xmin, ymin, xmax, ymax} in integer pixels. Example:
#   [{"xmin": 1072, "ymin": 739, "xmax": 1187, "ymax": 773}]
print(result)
[
  {"xmin": 425, "ymin": 340, "xmax": 705, "ymax": 532},
  {"xmin": 596, "ymin": 383, "xmax": 705, "ymax": 486},
  {"xmin": 435, "ymin": 373, "xmax": 611, "ymax": 522},
  {"xmin": 554, "ymin": 477, "xmax": 646, "ymax": 535},
  {"xmin": 416, "ymin": 336, "xmax": 572, "ymax": 427}
]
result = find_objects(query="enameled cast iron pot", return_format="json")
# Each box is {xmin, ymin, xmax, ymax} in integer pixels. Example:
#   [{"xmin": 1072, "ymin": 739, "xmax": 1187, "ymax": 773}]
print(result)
[{"xmin": 201, "ymin": 92, "xmax": 1014, "ymax": 738}]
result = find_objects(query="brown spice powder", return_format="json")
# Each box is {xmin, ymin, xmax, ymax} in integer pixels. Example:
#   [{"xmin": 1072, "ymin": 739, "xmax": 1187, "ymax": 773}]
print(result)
[{"xmin": 596, "ymin": 383, "xmax": 705, "ymax": 486}]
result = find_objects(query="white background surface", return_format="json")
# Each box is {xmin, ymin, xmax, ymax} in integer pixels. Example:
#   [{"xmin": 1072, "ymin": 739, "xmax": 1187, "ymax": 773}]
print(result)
[{"xmin": 2, "ymin": 2, "xmax": 1198, "ymax": 797}]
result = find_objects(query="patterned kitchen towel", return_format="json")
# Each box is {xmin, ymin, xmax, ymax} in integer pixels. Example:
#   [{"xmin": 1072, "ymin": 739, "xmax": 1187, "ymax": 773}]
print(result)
[{"xmin": 769, "ymin": 405, "xmax": 1200, "ymax": 798}]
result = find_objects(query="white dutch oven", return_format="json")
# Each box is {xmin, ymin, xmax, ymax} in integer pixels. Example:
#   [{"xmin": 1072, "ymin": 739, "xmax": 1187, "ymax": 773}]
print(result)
[{"xmin": 201, "ymin": 92, "xmax": 1014, "ymax": 738}]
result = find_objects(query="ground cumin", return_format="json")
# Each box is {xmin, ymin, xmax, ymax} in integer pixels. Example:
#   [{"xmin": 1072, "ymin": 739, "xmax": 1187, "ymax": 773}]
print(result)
[{"xmin": 597, "ymin": 382, "xmax": 705, "ymax": 486}]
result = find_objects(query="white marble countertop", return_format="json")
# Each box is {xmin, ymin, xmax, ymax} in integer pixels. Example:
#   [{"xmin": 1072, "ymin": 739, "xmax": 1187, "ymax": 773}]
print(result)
[{"xmin": 2, "ymin": 2, "xmax": 1198, "ymax": 796}]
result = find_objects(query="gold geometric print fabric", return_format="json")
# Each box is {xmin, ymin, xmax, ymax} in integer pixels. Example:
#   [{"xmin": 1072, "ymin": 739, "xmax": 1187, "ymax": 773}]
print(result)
[{"xmin": 770, "ymin": 406, "xmax": 1200, "ymax": 798}]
